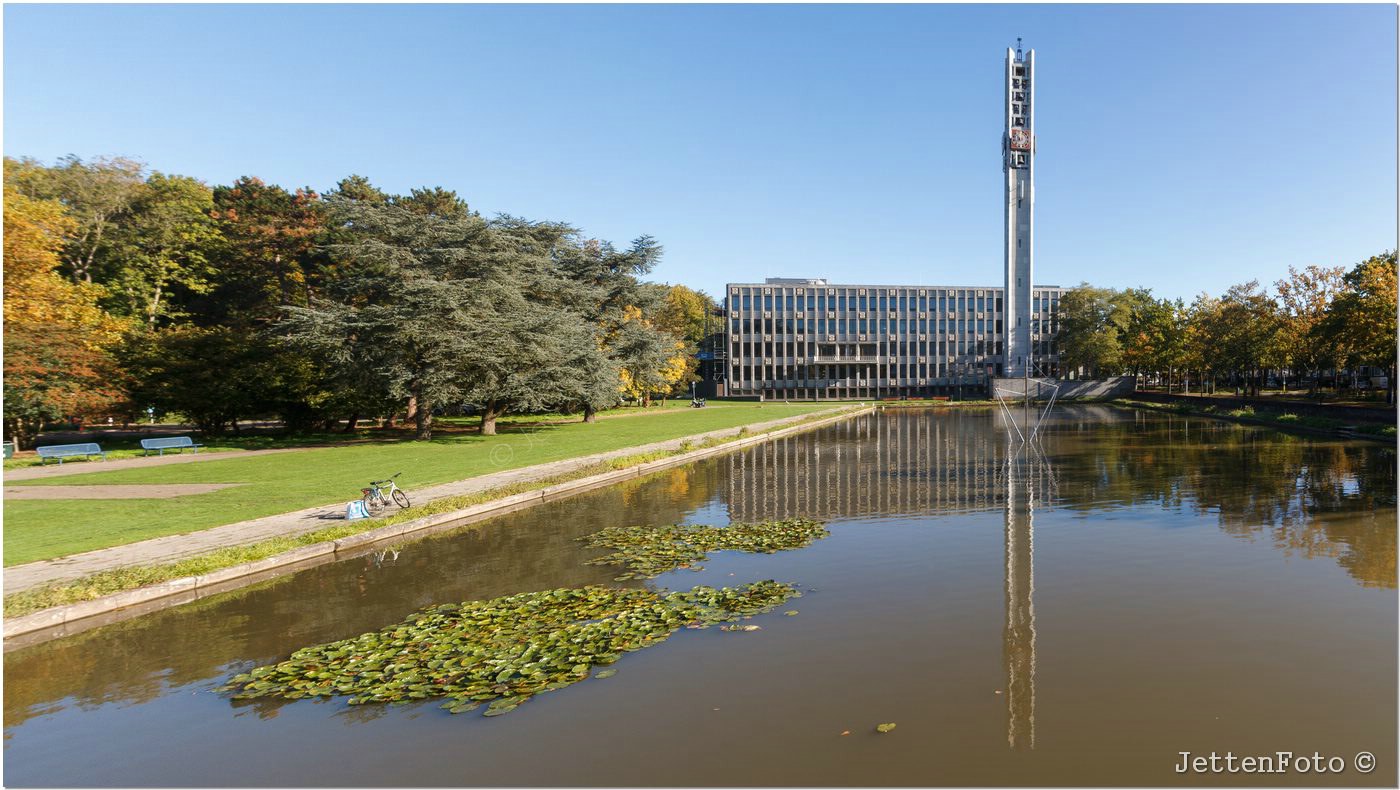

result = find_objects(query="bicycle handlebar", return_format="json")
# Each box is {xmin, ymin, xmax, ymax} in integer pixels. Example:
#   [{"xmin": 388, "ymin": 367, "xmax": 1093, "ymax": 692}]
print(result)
[{"xmin": 368, "ymin": 472, "xmax": 403, "ymax": 486}]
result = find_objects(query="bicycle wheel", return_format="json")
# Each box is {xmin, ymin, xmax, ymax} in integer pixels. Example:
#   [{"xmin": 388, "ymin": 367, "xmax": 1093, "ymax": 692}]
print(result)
[
  {"xmin": 392, "ymin": 489, "xmax": 410, "ymax": 508},
  {"xmin": 363, "ymin": 491, "xmax": 381, "ymax": 510}
]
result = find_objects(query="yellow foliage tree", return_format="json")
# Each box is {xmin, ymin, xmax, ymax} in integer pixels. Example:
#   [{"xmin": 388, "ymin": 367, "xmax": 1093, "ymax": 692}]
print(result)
[
  {"xmin": 3, "ymin": 184, "xmax": 128, "ymax": 447},
  {"xmin": 613, "ymin": 305, "xmax": 690, "ymax": 406}
]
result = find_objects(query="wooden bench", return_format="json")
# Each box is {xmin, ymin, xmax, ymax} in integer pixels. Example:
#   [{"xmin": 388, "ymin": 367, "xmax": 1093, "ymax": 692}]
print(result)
[
  {"xmin": 140, "ymin": 436, "xmax": 204, "ymax": 456},
  {"xmin": 35, "ymin": 442, "xmax": 107, "ymax": 465}
]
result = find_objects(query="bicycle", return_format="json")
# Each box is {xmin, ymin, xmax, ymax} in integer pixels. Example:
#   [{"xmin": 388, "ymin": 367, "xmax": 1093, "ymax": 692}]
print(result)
[{"xmin": 362, "ymin": 472, "xmax": 411, "ymax": 510}]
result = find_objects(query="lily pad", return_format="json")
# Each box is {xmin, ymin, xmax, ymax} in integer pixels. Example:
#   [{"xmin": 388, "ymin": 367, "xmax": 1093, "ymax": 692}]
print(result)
[
  {"xmin": 876, "ymin": 723, "xmax": 897, "ymax": 733},
  {"xmin": 580, "ymin": 519, "xmax": 828, "ymax": 579},
  {"xmin": 221, "ymin": 581, "xmax": 798, "ymax": 718}
]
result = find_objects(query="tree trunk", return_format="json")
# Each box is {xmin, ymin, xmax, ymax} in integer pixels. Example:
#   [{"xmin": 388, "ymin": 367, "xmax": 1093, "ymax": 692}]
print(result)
[
  {"xmin": 480, "ymin": 402, "xmax": 501, "ymax": 436},
  {"xmin": 7, "ymin": 418, "xmax": 33, "ymax": 451},
  {"xmin": 415, "ymin": 400, "xmax": 433, "ymax": 441},
  {"xmin": 343, "ymin": 414, "xmax": 359, "ymax": 433},
  {"xmin": 147, "ymin": 282, "xmax": 164, "ymax": 330},
  {"xmin": 583, "ymin": 404, "xmax": 597, "ymax": 423}
]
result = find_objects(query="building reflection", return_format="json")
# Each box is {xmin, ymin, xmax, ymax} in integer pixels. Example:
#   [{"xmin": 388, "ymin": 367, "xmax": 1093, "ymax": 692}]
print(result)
[{"xmin": 726, "ymin": 411, "xmax": 1017, "ymax": 520}]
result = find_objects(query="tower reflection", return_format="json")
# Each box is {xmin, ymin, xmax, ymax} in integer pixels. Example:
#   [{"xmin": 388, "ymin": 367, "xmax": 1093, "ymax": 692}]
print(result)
[{"xmin": 1003, "ymin": 439, "xmax": 1049, "ymax": 750}]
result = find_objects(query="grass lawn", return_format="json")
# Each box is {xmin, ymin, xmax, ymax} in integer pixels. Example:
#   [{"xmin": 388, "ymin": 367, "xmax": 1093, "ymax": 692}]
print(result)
[{"xmin": 3, "ymin": 402, "xmax": 833, "ymax": 566}]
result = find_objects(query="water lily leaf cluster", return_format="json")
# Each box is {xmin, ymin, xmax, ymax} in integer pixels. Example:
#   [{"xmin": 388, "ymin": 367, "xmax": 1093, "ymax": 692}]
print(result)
[
  {"xmin": 581, "ymin": 518, "xmax": 829, "ymax": 580},
  {"xmin": 221, "ymin": 581, "xmax": 798, "ymax": 716}
]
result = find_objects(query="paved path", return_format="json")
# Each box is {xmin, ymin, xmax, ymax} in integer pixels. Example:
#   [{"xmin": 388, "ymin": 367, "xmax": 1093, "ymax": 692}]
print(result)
[
  {"xmin": 4, "ymin": 484, "xmax": 244, "ymax": 500},
  {"xmin": 3, "ymin": 409, "xmax": 850, "ymax": 594}
]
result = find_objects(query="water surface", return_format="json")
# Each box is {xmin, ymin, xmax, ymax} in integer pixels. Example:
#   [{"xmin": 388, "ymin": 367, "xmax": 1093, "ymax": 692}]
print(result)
[{"xmin": 4, "ymin": 406, "xmax": 1395, "ymax": 786}]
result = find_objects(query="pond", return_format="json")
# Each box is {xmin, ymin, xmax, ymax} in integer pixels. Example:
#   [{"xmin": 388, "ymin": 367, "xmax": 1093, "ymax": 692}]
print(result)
[{"xmin": 3, "ymin": 406, "xmax": 1395, "ymax": 786}]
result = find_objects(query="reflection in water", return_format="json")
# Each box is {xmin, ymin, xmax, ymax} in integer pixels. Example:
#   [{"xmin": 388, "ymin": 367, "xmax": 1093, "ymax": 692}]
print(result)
[
  {"xmin": 725, "ymin": 409, "xmax": 1395, "ymax": 589},
  {"xmin": 1003, "ymin": 440, "xmax": 1039, "ymax": 751},
  {"xmin": 727, "ymin": 412, "xmax": 1010, "ymax": 520}
]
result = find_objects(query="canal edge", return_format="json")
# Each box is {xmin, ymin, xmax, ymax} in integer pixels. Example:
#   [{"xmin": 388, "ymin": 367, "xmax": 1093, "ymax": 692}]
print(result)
[{"xmin": 3, "ymin": 404, "xmax": 876, "ymax": 649}]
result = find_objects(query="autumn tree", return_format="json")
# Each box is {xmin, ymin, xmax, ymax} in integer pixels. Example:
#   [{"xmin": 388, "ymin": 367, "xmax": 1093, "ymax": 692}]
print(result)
[
  {"xmin": 651, "ymin": 284, "xmax": 718, "ymax": 393},
  {"xmin": 6, "ymin": 154, "xmax": 146, "ymax": 284},
  {"xmin": 1321, "ymin": 252, "xmax": 1398, "ymax": 403},
  {"xmin": 2, "ymin": 185, "xmax": 127, "ymax": 447},
  {"xmin": 1274, "ymin": 264, "xmax": 1347, "ymax": 394},
  {"xmin": 614, "ymin": 306, "xmax": 690, "ymax": 406},
  {"xmin": 204, "ymin": 177, "xmax": 325, "ymax": 323}
]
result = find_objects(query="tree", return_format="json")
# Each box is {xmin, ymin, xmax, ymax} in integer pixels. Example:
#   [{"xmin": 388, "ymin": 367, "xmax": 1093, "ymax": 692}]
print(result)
[
  {"xmin": 393, "ymin": 186, "xmax": 472, "ymax": 219},
  {"xmin": 552, "ymin": 235, "xmax": 665, "ymax": 420},
  {"xmin": 284, "ymin": 197, "xmax": 488, "ymax": 439},
  {"xmin": 1322, "ymin": 252, "xmax": 1398, "ymax": 403},
  {"xmin": 1056, "ymin": 284, "xmax": 1130, "ymax": 377},
  {"xmin": 655, "ymin": 284, "xmax": 717, "ymax": 347},
  {"xmin": 1214, "ymin": 280, "xmax": 1283, "ymax": 396},
  {"xmin": 205, "ymin": 177, "xmax": 324, "ymax": 323},
  {"xmin": 6, "ymin": 154, "xmax": 147, "ymax": 284},
  {"xmin": 1275, "ymin": 264, "xmax": 1347, "ymax": 394},
  {"xmin": 456, "ymin": 290, "xmax": 618, "ymax": 435},
  {"xmin": 614, "ymin": 306, "xmax": 689, "ymax": 406},
  {"xmin": 2, "ymin": 185, "xmax": 126, "ymax": 447},
  {"xmin": 652, "ymin": 284, "xmax": 717, "ymax": 394},
  {"xmin": 1119, "ymin": 292, "xmax": 1188, "ymax": 389},
  {"xmin": 1183, "ymin": 293, "xmax": 1222, "ymax": 393},
  {"xmin": 121, "ymin": 327, "xmax": 304, "ymax": 434},
  {"xmin": 104, "ymin": 173, "xmax": 221, "ymax": 328}
]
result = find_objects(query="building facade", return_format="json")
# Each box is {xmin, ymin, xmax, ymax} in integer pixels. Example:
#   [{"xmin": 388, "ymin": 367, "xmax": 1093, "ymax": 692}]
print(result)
[
  {"xmin": 707, "ymin": 43, "xmax": 1059, "ymax": 401},
  {"xmin": 1004, "ymin": 42, "xmax": 1036, "ymax": 378},
  {"xmin": 719, "ymin": 278, "xmax": 1065, "ymax": 400}
]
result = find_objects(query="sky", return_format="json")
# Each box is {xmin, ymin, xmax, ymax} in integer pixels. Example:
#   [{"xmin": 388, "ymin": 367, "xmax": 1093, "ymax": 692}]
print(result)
[{"xmin": 4, "ymin": 4, "xmax": 1396, "ymax": 303}]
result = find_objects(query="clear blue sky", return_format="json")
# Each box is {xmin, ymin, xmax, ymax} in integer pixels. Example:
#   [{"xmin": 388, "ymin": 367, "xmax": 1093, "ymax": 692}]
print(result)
[{"xmin": 5, "ymin": 4, "xmax": 1395, "ymax": 302}]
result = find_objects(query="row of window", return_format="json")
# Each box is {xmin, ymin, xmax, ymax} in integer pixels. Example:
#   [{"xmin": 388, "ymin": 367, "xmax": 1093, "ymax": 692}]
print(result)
[
  {"xmin": 731, "ymin": 318, "xmax": 1012, "ymax": 335},
  {"xmin": 730, "ymin": 292, "xmax": 1062, "ymax": 314}
]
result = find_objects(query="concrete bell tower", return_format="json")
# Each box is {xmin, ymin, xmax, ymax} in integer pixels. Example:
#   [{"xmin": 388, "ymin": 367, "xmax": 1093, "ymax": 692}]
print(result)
[{"xmin": 1003, "ymin": 41, "xmax": 1035, "ymax": 378}]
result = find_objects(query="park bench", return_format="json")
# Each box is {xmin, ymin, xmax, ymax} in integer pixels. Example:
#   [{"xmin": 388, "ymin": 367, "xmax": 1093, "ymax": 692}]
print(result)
[
  {"xmin": 35, "ymin": 442, "xmax": 107, "ymax": 465},
  {"xmin": 140, "ymin": 436, "xmax": 204, "ymax": 456}
]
